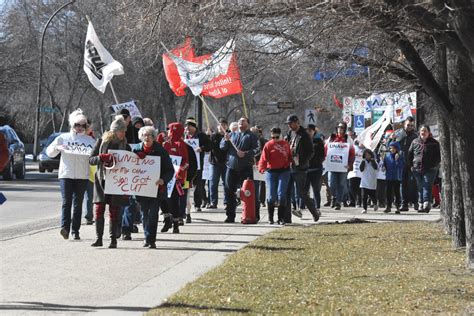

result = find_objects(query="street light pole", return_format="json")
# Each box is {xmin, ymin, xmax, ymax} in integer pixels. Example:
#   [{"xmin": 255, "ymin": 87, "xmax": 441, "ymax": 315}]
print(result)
[{"xmin": 33, "ymin": 0, "xmax": 76, "ymax": 161}]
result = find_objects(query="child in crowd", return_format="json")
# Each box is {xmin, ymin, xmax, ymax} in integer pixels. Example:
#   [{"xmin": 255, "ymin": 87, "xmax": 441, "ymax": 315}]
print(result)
[
  {"xmin": 359, "ymin": 149, "xmax": 378, "ymax": 214},
  {"xmin": 384, "ymin": 142, "xmax": 405, "ymax": 213}
]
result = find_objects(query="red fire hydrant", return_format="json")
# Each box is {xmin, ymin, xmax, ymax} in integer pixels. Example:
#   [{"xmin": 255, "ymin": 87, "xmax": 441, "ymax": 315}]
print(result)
[{"xmin": 240, "ymin": 178, "xmax": 257, "ymax": 224}]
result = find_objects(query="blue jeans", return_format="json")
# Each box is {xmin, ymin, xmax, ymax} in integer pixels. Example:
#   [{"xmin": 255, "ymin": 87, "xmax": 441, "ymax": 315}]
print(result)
[
  {"xmin": 224, "ymin": 166, "xmax": 253, "ymax": 220},
  {"xmin": 83, "ymin": 181, "xmax": 94, "ymax": 221},
  {"xmin": 209, "ymin": 163, "xmax": 226, "ymax": 206},
  {"xmin": 304, "ymin": 168, "xmax": 323, "ymax": 209},
  {"xmin": 265, "ymin": 169, "xmax": 291, "ymax": 206},
  {"xmin": 285, "ymin": 169, "xmax": 315, "ymax": 222},
  {"xmin": 413, "ymin": 168, "xmax": 438, "ymax": 203},
  {"xmin": 330, "ymin": 171, "xmax": 348, "ymax": 204},
  {"xmin": 122, "ymin": 196, "xmax": 138, "ymax": 234},
  {"xmin": 59, "ymin": 178, "xmax": 88, "ymax": 234},
  {"xmin": 139, "ymin": 196, "xmax": 162, "ymax": 244}
]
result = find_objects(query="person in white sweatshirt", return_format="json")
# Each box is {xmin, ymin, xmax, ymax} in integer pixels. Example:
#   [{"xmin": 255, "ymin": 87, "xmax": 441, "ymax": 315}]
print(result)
[
  {"xmin": 46, "ymin": 109, "xmax": 96, "ymax": 240},
  {"xmin": 359, "ymin": 148, "xmax": 378, "ymax": 214}
]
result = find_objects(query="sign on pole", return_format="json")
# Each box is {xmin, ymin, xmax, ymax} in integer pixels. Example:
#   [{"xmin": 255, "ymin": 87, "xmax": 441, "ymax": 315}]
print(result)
[
  {"xmin": 111, "ymin": 100, "xmax": 142, "ymax": 118},
  {"xmin": 104, "ymin": 150, "xmax": 161, "ymax": 197},
  {"xmin": 353, "ymin": 115, "xmax": 365, "ymax": 134},
  {"xmin": 201, "ymin": 153, "xmax": 212, "ymax": 180},
  {"xmin": 304, "ymin": 109, "xmax": 317, "ymax": 126}
]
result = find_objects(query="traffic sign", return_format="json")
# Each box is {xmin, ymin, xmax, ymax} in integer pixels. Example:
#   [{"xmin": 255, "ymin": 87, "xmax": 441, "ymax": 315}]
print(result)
[
  {"xmin": 277, "ymin": 101, "xmax": 294, "ymax": 109},
  {"xmin": 305, "ymin": 109, "xmax": 317, "ymax": 126},
  {"xmin": 40, "ymin": 107, "xmax": 59, "ymax": 113},
  {"xmin": 354, "ymin": 115, "xmax": 365, "ymax": 134}
]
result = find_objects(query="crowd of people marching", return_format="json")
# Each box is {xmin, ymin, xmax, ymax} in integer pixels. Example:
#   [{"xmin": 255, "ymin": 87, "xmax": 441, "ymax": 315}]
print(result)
[{"xmin": 48, "ymin": 108, "xmax": 441, "ymax": 249}]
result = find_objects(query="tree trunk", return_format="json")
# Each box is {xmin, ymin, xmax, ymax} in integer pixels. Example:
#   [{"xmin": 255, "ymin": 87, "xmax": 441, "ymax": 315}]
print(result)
[
  {"xmin": 450, "ymin": 136, "xmax": 466, "ymax": 249},
  {"xmin": 447, "ymin": 47, "xmax": 474, "ymax": 268},
  {"xmin": 159, "ymin": 70, "xmax": 177, "ymax": 124}
]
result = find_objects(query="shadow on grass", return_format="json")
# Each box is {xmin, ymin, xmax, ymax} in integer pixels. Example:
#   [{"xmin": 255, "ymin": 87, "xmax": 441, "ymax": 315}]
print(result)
[
  {"xmin": 246, "ymin": 244, "xmax": 302, "ymax": 251},
  {"xmin": 157, "ymin": 302, "xmax": 251, "ymax": 313},
  {"xmin": 0, "ymin": 301, "xmax": 148, "ymax": 313},
  {"xmin": 267, "ymin": 237, "xmax": 296, "ymax": 241}
]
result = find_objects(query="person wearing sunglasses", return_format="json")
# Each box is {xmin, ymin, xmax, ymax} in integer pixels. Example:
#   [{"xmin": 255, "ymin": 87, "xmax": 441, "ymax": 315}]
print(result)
[{"xmin": 46, "ymin": 109, "xmax": 96, "ymax": 241}]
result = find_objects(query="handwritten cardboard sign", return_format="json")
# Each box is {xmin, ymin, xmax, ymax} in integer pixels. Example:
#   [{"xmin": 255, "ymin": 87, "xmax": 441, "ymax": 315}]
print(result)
[
  {"xmin": 111, "ymin": 100, "xmax": 142, "ymax": 118},
  {"xmin": 184, "ymin": 138, "xmax": 201, "ymax": 170},
  {"xmin": 253, "ymin": 165, "xmax": 266, "ymax": 182},
  {"xmin": 62, "ymin": 139, "xmax": 95, "ymax": 156},
  {"xmin": 104, "ymin": 150, "xmax": 161, "ymax": 198},
  {"xmin": 167, "ymin": 155, "xmax": 182, "ymax": 198},
  {"xmin": 324, "ymin": 143, "xmax": 350, "ymax": 172},
  {"xmin": 201, "ymin": 153, "xmax": 211, "ymax": 180}
]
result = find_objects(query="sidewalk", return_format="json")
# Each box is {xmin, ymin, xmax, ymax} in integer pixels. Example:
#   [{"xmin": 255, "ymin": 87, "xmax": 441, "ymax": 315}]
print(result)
[{"xmin": 0, "ymin": 205, "xmax": 439, "ymax": 315}]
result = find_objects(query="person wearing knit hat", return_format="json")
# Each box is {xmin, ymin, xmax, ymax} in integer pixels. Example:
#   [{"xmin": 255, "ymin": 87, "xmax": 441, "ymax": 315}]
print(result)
[
  {"xmin": 88, "ymin": 115, "xmax": 131, "ymax": 248},
  {"xmin": 46, "ymin": 108, "xmax": 96, "ymax": 241},
  {"xmin": 184, "ymin": 117, "xmax": 212, "ymax": 213}
]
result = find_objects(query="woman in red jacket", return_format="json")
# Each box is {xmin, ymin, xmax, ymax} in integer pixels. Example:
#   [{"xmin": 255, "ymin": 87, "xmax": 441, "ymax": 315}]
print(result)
[
  {"xmin": 258, "ymin": 127, "xmax": 292, "ymax": 224},
  {"xmin": 162, "ymin": 122, "xmax": 189, "ymax": 233}
]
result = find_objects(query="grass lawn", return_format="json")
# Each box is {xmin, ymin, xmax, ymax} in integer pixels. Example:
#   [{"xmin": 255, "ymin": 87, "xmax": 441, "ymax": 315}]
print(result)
[{"xmin": 149, "ymin": 222, "xmax": 473, "ymax": 314}]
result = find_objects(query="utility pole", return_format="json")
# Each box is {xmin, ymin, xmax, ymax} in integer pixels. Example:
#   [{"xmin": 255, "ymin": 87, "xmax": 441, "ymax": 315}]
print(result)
[{"xmin": 33, "ymin": 0, "xmax": 76, "ymax": 161}]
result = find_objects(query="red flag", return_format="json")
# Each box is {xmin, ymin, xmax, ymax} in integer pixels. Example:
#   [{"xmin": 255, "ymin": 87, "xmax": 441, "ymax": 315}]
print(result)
[
  {"xmin": 193, "ymin": 53, "xmax": 243, "ymax": 98},
  {"xmin": 333, "ymin": 94, "xmax": 344, "ymax": 109},
  {"xmin": 163, "ymin": 38, "xmax": 195, "ymax": 96}
]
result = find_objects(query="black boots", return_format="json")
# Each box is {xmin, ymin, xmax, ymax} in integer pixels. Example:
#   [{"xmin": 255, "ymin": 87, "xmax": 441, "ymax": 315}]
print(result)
[
  {"xmin": 277, "ymin": 205, "xmax": 286, "ymax": 225},
  {"xmin": 161, "ymin": 214, "xmax": 173, "ymax": 233},
  {"xmin": 108, "ymin": 219, "xmax": 118, "ymax": 248},
  {"xmin": 91, "ymin": 217, "xmax": 104, "ymax": 247},
  {"xmin": 173, "ymin": 220, "xmax": 180, "ymax": 233},
  {"xmin": 267, "ymin": 203, "xmax": 275, "ymax": 224}
]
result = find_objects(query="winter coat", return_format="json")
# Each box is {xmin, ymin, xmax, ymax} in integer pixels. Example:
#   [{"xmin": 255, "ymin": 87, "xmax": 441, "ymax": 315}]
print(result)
[
  {"xmin": 163, "ymin": 123, "xmax": 189, "ymax": 185},
  {"xmin": 133, "ymin": 141, "xmax": 175, "ymax": 201},
  {"xmin": 384, "ymin": 142, "xmax": 405, "ymax": 181},
  {"xmin": 0, "ymin": 133, "xmax": 9, "ymax": 172},
  {"xmin": 308, "ymin": 136, "xmax": 325, "ymax": 170},
  {"xmin": 285, "ymin": 126, "xmax": 313, "ymax": 171},
  {"xmin": 89, "ymin": 136, "xmax": 131, "ymax": 206},
  {"xmin": 408, "ymin": 136, "xmax": 441, "ymax": 173},
  {"xmin": 47, "ymin": 132, "xmax": 96, "ymax": 180},
  {"xmin": 209, "ymin": 132, "xmax": 227, "ymax": 165},
  {"xmin": 394, "ymin": 128, "xmax": 417, "ymax": 162},
  {"xmin": 220, "ymin": 129, "xmax": 259, "ymax": 171},
  {"xmin": 258, "ymin": 139, "xmax": 292, "ymax": 172}
]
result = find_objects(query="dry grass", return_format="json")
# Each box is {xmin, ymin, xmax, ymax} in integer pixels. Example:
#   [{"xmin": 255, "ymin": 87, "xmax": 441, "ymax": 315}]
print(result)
[{"xmin": 149, "ymin": 222, "xmax": 474, "ymax": 315}]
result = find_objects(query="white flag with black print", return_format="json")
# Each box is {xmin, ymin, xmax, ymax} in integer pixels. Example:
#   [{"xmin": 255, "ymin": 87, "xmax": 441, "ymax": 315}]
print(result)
[{"xmin": 83, "ymin": 21, "xmax": 124, "ymax": 93}]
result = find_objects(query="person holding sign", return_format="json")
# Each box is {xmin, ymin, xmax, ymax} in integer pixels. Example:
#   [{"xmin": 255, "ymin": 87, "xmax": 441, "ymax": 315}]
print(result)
[
  {"xmin": 46, "ymin": 109, "xmax": 96, "ymax": 241},
  {"xmin": 133, "ymin": 126, "xmax": 174, "ymax": 248},
  {"xmin": 185, "ymin": 117, "xmax": 212, "ymax": 212},
  {"xmin": 89, "ymin": 116, "xmax": 131, "ymax": 248},
  {"xmin": 359, "ymin": 149, "xmax": 378, "ymax": 214},
  {"xmin": 163, "ymin": 122, "xmax": 190, "ymax": 233},
  {"xmin": 258, "ymin": 127, "xmax": 292, "ymax": 224},
  {"xmin": 324, "ymin": 122, "xmax": 355, "ymax": 211}
]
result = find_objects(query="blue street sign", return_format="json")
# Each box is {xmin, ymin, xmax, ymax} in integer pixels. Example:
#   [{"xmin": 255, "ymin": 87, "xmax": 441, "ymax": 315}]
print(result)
[{"xmin": 354, "ymin": 115, "xmax": 365, "ymax": 134}]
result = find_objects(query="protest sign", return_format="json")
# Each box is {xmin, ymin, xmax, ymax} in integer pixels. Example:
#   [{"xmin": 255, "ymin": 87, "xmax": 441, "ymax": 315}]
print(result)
[
  {"xmin": 167, "ymin": 155, "xmax": 182, "ymax": 198},
  {"xmin": 104, "ymin": 150, "xmax": 161, "ymax": 198},
  {"xmin": 347, "ymin": 146, "xmax": 364, "ymax": 178},
  {"xmin": 201, "ymin": 153, "xmax": 212, "ymax": 180},
  {"xmin": 253, "ymin": 165, "xmax": 266, "ymax": 182},
  {"xmin": 62, "ymin": 139, "xmax": 95, "ymax": 156},
  {"xmin": 324, "ymin": 142, "xmax": 350, "ymax": 172},
  {"xmin": 184, "ymin": 138, "xmax": 201, "ymax": 170},
  {"xmin": 111, "ymin": 100, "xmax": 142, "ymax": 118}
]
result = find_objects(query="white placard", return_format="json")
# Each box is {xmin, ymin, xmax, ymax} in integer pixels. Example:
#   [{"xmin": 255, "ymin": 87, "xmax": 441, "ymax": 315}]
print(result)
[
  {"xmin": 324, "ymin": 142, "xmax": 350, "ymax": 172},
  {"xmin": 167, "ymin": 155, "xmax": 182, "ymax": 198},
  {"xmin": 304, "ymin": 109, "xmax": 317, "ymax": 126},
  {"xmin": 347, "ymin": 146, "xmax": 363, "ymax": 178},
  {"xmin": 111, "ymin": 100, "xmax": 142, "ymax": 118},
  {"xmin": 253, "ymin": 165, "xmax": 266, "ymax": 182},
  {"xmin": 62, "ymin": 140, "xmax": 95, "ymax": 156},
  {"xmin": 184, "ymin": 138, "xmax": 201, "ymax": 170},
  {"xmin": 201, "ymin": 153, "xmax": 212, "ymax": 180},
  {"xmin": 104, "ymin": 150, "xmax": 160, "ymax": 198}
]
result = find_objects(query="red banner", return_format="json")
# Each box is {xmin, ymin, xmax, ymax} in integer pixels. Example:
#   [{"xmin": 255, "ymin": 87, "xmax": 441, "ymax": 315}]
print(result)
[
  {"xmin": 162, "ymin": 38, "xmax": 195, "ymax": 97},
  {"xmin": 200, "ymin": 53, "xmax": 243, "ymax": 98}
]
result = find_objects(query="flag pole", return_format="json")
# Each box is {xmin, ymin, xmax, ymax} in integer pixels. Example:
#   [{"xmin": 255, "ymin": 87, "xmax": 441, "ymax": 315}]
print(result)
[
  {"xmin": 199, "ymin": 95, "xmax": 240, "ymax": 152},
  {"xmin": 109, "ymin": 80, "xmax": 120, "ymax": 104},
  {"xmin": 241, "ymin": 92, "xmax": 248, "ymax": 117},
  {"xmin": 201, "ymin": 95, "xmax": 210, "ymax": 131}
]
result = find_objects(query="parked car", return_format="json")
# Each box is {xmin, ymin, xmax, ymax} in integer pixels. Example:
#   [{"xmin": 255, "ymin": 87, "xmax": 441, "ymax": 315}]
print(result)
[
  {"xmin": 0, "ymin": 125, "xmax": 26, "ymax": 180},
  {"xmin": 38, "ymin": 132, "xmax": 65, "ymax": 173}
]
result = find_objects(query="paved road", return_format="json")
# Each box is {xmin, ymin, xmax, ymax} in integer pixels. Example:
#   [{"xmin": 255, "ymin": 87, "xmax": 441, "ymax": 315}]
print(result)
[{"xmin": 0, "ymin": 164, "xmax": 441, "ymax": 315}]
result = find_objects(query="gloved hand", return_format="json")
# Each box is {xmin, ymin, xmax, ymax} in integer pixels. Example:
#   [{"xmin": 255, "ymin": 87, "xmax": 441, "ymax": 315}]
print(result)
[
  {"xmin": 136, "ymin": 151, "xmax": 146, "ymax": 159},
  {"xmin": 99, "ymin": 153, "xmax": 112, "ymax": 162}
]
